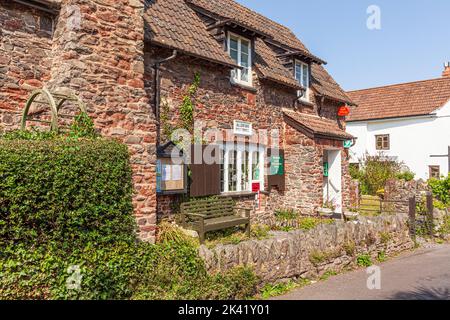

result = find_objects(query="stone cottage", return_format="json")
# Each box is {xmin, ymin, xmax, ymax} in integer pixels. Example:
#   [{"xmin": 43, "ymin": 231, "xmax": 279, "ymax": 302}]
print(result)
[{"xmin": 0, "ymin": 0, "xmax": 355, "ymax": 242}]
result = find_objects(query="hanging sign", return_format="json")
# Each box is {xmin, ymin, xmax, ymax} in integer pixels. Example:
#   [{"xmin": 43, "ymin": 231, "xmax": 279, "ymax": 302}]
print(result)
[
  {"xmin": 323, "ymin": 162, "xmax": 329, "ymax": 177},
  {"xmin": 270, "ymin": 155, "xmax": 284, "ymax": 175},
  {"xmin": 344, "ymin": 140, "xmax": 353, "ymax": 149}
]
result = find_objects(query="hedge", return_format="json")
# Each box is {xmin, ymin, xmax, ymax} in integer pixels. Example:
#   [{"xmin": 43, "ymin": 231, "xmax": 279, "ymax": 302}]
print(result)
[
  {"xmin": 0, "ymin": 130, "xmax": 258, "ymax": 300},
  {"xmin": 0, "ymin": 137, "xmax": 135, "ymax": 246},
  {"xmin": 0, "ymin": 240, "xmax": 257, "ymax": 300}
]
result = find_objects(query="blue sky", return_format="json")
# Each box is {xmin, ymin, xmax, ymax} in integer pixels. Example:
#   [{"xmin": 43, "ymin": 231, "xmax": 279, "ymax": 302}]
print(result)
[{"xmin": 236, "ymin": 0, "xmax": 450, "ymax": 91}]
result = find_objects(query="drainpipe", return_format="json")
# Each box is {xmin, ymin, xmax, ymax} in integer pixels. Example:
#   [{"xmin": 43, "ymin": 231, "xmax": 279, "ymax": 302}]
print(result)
[{"xmin": 153, "ymin": 50, "xmax": 178, "ymax": 147}]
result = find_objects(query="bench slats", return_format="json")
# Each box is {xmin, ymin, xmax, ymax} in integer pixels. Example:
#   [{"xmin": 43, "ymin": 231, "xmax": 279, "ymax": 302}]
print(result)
[{"xmin": 180, "ymin": 198, "xmax": 251, "ymax": 244}]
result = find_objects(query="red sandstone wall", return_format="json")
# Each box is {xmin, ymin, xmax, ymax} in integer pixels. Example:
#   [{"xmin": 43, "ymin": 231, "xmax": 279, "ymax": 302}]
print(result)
[
  {"xmin": 145, "ymin": 46, "xmax": 352, "ymax": 220},
  {"xmin": 0, "ymin": 0, "xmax": 54, "ymax": 130}
]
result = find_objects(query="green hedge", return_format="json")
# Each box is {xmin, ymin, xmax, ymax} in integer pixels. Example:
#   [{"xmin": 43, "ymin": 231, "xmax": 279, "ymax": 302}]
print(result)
[
  {"xmin": 0, "ymin": 137, "xmax": 135, "ymax": 246},
  {"xmin": 0, "ymin": 131, "xmax": 258, "ymax": 300},
  {"xmin": 0, "ymin": 240, "xmax": 257, "ymax": 300}
]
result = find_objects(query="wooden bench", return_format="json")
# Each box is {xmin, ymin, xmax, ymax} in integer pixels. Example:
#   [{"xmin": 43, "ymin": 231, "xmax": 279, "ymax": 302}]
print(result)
[{"xmin": 180, "ymin": 198, "xmax": 251, "ymax": 244}]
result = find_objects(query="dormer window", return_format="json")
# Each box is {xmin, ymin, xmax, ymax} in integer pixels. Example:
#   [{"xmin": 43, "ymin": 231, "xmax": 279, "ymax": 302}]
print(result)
[
  {"xmin": 294, "ymin": 60, "xmax": 310, "ymax": 101},
  {"xmin": 228, "ymin": 32, "xmax": 252, "ymax": 86}
]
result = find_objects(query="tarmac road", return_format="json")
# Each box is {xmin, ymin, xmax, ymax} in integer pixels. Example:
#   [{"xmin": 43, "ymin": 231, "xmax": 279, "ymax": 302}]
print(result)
[{"xmin": 273, "ymin": 244, "xmax": 450, "ymax": 300}]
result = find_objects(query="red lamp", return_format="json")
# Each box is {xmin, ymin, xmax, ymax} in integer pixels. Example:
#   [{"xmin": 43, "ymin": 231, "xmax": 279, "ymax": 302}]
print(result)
[{"xmin": 338, "ymin": 105, "xmax": 350, "ymax": 117}]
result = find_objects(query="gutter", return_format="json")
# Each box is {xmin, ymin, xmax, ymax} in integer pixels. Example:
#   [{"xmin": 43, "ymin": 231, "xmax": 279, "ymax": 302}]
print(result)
[
  {"xmin": 153, "ymin": 50, "xmax": 178, "ymax": 147},
  {"xmin": 347, "ymin": 113, "xmax": 437, "ymax": 124}
]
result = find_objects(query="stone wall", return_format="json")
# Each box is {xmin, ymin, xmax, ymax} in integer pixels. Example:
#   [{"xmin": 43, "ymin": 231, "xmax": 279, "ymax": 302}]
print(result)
[
  {"xmin": 46, "ymin": 0, "xmax": 158, "ymax": 241},
  {"xmin": 384, "ymin": 179, "xmax": 430, "ymax": 213},
  {"xmin": 200, "ymin": 213, "xmax": 414, "ymax": 283},
  {"xmin": 0, "ymin": 0, "xmax": 55, "ymax": 130}
]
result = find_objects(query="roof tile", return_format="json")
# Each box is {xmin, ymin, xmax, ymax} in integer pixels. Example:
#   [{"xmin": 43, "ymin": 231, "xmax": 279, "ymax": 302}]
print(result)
[
  {"xmin": 347, "ymin": 77, "xmax": 450, "ymax": 121},
  {"xmin": 284, "ymin": 110, "xmax": 354, "ymax": 140},
  {"xmin": 144, "ymin": 0, "xmax": 237, "ymax": 68}
]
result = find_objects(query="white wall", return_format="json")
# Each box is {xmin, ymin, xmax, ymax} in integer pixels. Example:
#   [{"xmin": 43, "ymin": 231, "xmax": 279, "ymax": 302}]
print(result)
[{"xmin": 346, "ymin": 101, "xmax": 450, "ymax": 180}]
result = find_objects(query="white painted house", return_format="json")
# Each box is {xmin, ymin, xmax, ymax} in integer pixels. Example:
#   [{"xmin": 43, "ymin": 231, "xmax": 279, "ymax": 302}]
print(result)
[{"xmin": 346, "ymin": 64, "xmax": 450, "ymax": 180}]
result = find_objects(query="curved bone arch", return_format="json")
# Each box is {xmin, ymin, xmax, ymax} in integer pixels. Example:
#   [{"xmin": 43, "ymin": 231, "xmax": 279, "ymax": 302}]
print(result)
[{"xmin": 21, "ymin": 88, "xmax": 87, "ymax": 131}]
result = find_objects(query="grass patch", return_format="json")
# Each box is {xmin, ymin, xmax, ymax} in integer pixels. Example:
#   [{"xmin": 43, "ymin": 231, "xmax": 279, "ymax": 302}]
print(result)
[
  {"xmin": 357, "ymin": 254, "xmax": 373, "ymax": 267},
  {"xmin": 343, "ymin": 241, "xmax": 356, "ymax": 256},
  {"xmin": 377, "ymin": 251, "xmax": 387, "ymax": 263},
  {"xmin": 204, "ymin": 225, "xmax": 270, "ymax": 248},
  {"xmin": 380, "ymin": 232, "xmax": 392, "ymax": 244}
]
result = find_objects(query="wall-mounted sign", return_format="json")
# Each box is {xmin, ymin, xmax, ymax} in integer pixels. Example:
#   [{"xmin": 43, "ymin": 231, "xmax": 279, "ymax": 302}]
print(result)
[
  {"xmin": 233, "ymin": 120, "xmax": 253, "ymax": 136},
  {"xmin": 343, "ymin": 140, "xmax": 353, "ymax": 149},
  {"xmin": 323, "ymin": 162, "xmax": 329, "ymax": 177},
  {"xmin": 270, "ymin": 155, "xmax": 284, "ymax": 175},
  {"xmin": 156, "ymin": 141, "xmax": 187, "ymax": 195}
]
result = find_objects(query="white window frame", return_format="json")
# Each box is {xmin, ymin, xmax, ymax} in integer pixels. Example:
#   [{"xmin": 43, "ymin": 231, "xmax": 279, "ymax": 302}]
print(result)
[
  {"xmin": 227, "ymin": 32, "xmax": 253, "ymax": 87},
  {"xmin": 294, "ymin": 59, "xmax": 310, "ymax": 101},
  {"xmin": 221, "ymin": 143, "xmax": 265, "ymax": 193}
]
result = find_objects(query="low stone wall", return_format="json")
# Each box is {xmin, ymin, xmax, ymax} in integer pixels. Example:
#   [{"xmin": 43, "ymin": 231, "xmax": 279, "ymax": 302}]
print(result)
[
  {"xmin": 384, "ymin": 179, "xmax": 430, "ymax": 212},
  {"xmin": 199, "ymin": 213, "xmax": 414, "ymax": 283}
]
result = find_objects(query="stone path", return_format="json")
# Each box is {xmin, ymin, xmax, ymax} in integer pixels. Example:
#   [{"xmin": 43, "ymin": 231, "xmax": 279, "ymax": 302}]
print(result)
[{"xmin": 273, "ymin": 244, "xmax": 450, "ymax": 300}]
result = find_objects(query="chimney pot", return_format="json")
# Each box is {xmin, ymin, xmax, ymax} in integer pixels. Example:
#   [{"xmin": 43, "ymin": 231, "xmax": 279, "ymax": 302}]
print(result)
[{"xmin": 443, "ymin": 62, "xmax": 450, "ymax": 78}]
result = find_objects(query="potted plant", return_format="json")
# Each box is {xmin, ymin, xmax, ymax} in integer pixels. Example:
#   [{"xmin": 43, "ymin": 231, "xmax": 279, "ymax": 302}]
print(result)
[
  {"xmin": 319, "ymin": 200, "xmax": 336, "ymax": 217},
  {"xmin": 343, "ymin": 206, "xmax": 360, "ymax": 221}
]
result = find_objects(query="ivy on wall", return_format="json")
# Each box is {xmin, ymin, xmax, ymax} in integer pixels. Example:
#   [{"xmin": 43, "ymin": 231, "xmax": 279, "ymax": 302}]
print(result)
[{"xmin": 160, "ymin": 72, "xmax": 201, "ymax": 141}]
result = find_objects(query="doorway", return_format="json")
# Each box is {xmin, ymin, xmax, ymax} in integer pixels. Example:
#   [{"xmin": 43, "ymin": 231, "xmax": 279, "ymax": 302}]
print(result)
[{"xmin": 323, "ymin": 149, "xmax": 343, "ymax": 214}]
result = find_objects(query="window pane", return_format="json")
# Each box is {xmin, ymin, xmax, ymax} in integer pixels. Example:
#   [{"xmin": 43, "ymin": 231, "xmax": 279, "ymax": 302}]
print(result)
[
  {"xmin": 252, "ymin": 152, "xmax": 260, "ymax": 181},
  {"xmin": 241, "ymin": 67, "xmax": 249, "ymax": 82},
  {"xmin": 220, "ymin": 149, "xmax": 225, "ymax": 192},
  {"xmin": 241, "ymin": 39, "xmax": 250, "ymax": 55},
  {"xmin": 295, "ymin": 63, "xmax": 302, "ymax": 81},
  {"xmin": 302, "ymin": 64, "xmax": 308, "ymax": 87},
  {"xmin": 241, "ymin": 52, "xmax": 249, "ymax": 68},
  {"xmin": 230, "ymin": 37, "xmax": 238, "ymax": 51},
  {"xmin": 228, "ymin": 150, "xmax": 237, "ymax": 192},
  {"xmin": 230, "ymin": 48, "xmax": 238, "ymax": 63},
  {"xmin": 241, "ymin": 151, "xmax": 249, "ymax": 191}
]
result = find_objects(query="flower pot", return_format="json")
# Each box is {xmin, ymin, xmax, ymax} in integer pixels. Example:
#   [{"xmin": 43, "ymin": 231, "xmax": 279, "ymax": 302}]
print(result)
[
  {"xmin": 318, "ymin": 208, "xmax": 334, "ymax": 217},
  {"xmin": 344, "ymin": 211, "xmax": 359, "ymax": 221}
]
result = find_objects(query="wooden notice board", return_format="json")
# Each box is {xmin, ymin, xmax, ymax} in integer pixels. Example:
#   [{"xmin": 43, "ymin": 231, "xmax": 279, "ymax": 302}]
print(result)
[{"xmin": 156, "ymin": 158, "xmax": 187, "ymax": 195}]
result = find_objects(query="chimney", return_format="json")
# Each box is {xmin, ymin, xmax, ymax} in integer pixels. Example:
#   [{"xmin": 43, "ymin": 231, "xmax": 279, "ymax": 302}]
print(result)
[{"xmin": 443, "ymin": 62, "xmax": 450, "ymax": 78}]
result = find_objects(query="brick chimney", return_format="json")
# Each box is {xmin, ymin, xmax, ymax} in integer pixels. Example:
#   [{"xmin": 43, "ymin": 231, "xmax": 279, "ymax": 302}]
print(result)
[{"xmin": 443, "ymin": 62, "xmax": 450, "ymax": 78}]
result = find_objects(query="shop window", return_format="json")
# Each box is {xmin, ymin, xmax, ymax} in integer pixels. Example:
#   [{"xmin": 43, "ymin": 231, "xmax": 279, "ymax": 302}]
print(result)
[{"xmin": 220, "ymin": 143, "xmax": 264, "ymax": 193}]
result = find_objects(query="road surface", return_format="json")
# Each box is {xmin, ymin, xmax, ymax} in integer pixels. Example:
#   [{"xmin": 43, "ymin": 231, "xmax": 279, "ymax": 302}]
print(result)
[{"xmin": 274, "ymin": 244, "xmax": 450, "ymax": 300}]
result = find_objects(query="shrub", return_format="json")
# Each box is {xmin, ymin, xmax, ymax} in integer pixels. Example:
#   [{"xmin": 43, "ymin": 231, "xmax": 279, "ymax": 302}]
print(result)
[
  {"xmin": 396, "ymin": 171, "xmax": 415, "ymax": 182},
  {"xmin": 356, "ymin": 254, "xmax": 372, "ymax": 267},
  {"xmin": 354, "ymin": 153, "xmax": 404, "ymax": 195},
  {"xmin": 428, "ymin": 175, "xmax": 450, "ymax": 206},
  {"xmin": 0, "ymin": 240, "xmax": 258, "ymax": 300},
  {"xmin": 0, "ymin": 137, "xmax": 135, "ymax": 246}
]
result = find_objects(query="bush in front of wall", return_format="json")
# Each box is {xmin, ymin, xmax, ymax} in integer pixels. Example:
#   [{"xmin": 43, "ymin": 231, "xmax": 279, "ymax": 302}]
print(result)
[
  {"xmin": 0, "ymin": 240, "xmax": 258, "ymax": 300},
  {"xmin": 0, "ymin": 136, "xmax": 135, "ymax": 246},
  {"xmin": 352, "ymin": 153, "xmax": 404, "ymax": 195},
  {"xmin": 428, "ymin": 175, "xmax": 450, "ymax": 206}
]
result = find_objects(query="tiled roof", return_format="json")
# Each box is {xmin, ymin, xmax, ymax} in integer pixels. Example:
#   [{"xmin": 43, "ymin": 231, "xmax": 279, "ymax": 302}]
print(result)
[
  {"xmin": 144, "ymin": 0, "xmax": 238, "ymax": 68},
  {"xmin": 254, "ymin": 39, "xmax": 302, "ymax": 89},
  {"xmin": 145, "ymin": 0, "xmax": 352, "ymax": 104},
  {"xmin": 312, "ymin": 64, "xmax": 355, "ymax": 105},
  {"xmin": 347, "ymin": 77, "xmax": 450, "ymax": 121},
  {"xmin": 187, "ymin": 0, "xmax": 312, "ymax": 54},
  {"xmin": 284, "ymin": 110, "xmax": 354, "ymax": 140}
]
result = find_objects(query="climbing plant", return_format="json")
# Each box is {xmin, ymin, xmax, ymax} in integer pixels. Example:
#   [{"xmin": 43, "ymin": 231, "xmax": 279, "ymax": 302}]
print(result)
[{"xmin": 179, "ymin": 72, "xmax": 200, "ymax": 133}]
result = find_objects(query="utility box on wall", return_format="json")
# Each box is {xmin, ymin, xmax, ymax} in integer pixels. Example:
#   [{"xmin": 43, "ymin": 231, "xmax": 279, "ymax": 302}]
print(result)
[{"xmin": 156, "ymin": 142, "xmax": 187, "ymax": 195}]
